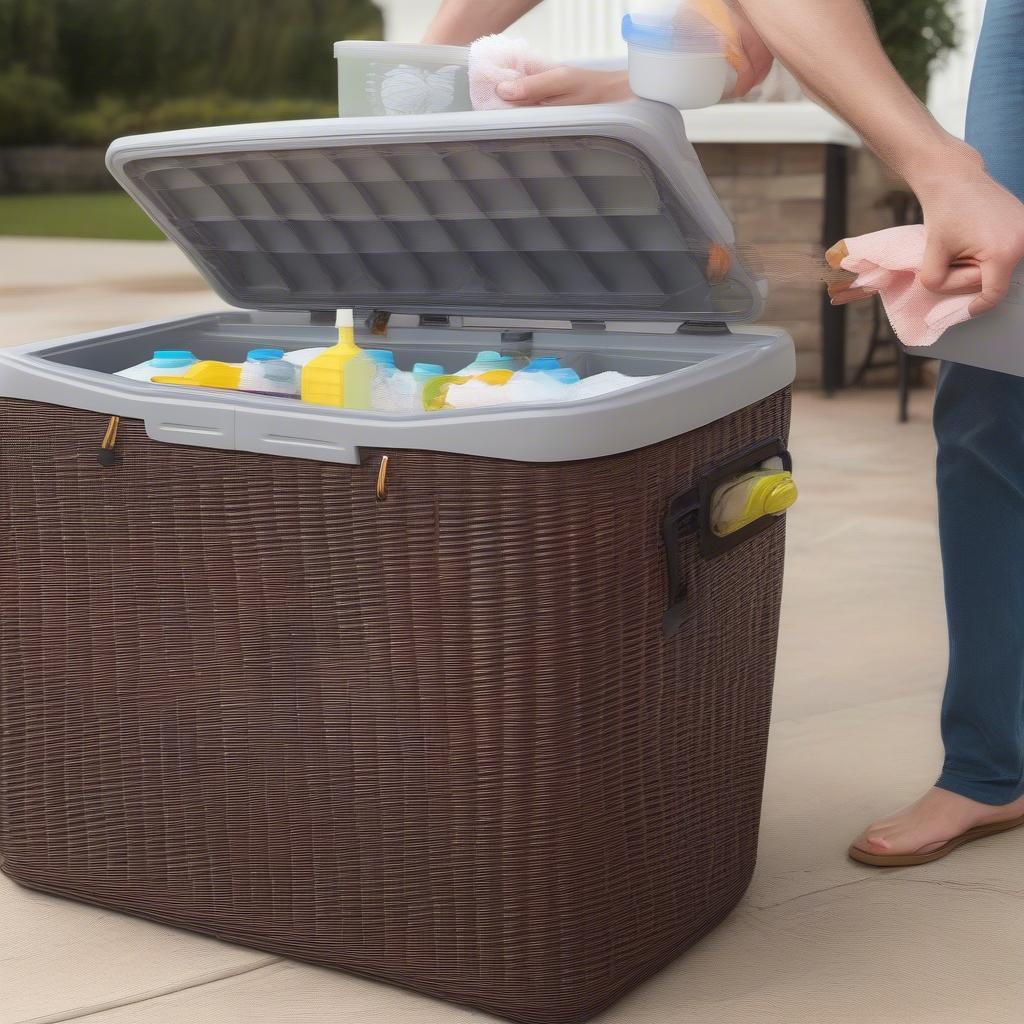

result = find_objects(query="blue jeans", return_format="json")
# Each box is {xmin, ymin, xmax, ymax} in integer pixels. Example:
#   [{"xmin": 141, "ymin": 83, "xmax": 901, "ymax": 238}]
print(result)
[{"xmin": 934, "ymin": 0, "xmax": 1024, "ymax": 804}]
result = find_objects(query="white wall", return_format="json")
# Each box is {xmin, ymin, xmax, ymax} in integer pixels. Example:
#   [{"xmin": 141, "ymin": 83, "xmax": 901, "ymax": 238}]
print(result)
[
  {"xmin": 376, "ymin": 0, "xmax": 629, "ymax": 57},
  {"xmin": 927, "ymin": 0, "xmax": 987, "ymax": 138}
]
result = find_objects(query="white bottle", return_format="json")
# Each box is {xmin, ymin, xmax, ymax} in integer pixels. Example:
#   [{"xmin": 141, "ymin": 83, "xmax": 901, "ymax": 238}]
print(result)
[
  {"xmin": 456, "ymin": 350, "xmax": 517, "ymax": 376},
  {"xmin": 116, "ymin": 350, "xmax": 198, "ymax": 382},
  {"xmin": 622, "ymin": 1, "xmax": 735, "ymax": 110},
  {"xmin": 238, "ymin": 348, "xmax": 300, "ymax": 397}
]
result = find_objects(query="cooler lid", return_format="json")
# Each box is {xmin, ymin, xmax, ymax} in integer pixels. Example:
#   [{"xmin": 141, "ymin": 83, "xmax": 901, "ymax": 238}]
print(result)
[{"xmin": 106, "ymin": 101, "xmax": 764, "ymax": 324}]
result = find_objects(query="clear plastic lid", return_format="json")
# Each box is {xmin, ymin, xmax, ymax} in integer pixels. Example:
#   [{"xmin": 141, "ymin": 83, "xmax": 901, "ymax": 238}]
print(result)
[
  {"xmin": 622, "ymin": 14, "xmax": 720, "ymax": 54},
  {"xmin": 623, "ymin": 1, "xmax": 728, "ymax": 54}
]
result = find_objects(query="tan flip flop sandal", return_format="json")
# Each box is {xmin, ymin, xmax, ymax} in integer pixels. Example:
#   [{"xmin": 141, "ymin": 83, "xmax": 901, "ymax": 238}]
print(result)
[{"xmin": 848, "ymin": 810, "xmax": 1024, "ymax": 867}]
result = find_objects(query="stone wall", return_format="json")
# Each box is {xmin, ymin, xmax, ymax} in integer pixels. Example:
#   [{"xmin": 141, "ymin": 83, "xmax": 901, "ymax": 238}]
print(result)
[
  {"xmin": 695, "ymin": 142, "xmax": 895, "ymax": 386},
  {"xmin": 0, "ymin": 147, "xmax": 113, "ymax": 194}
]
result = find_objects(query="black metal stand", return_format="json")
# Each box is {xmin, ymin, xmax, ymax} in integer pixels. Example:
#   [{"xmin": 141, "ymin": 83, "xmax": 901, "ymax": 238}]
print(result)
[{"xmin": 822, "ymin": 143, "xmax": 849, "ymax": 395}]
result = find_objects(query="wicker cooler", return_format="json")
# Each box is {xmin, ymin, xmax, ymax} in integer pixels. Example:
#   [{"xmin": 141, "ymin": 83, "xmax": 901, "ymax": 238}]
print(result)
[{"xmin": 0, "ymin": 101, "xmax": 794, "ymax": 1024}]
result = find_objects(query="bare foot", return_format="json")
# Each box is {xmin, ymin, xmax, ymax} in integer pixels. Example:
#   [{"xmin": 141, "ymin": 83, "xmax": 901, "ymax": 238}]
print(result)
[{"xmin": 851, "ymin": 786, "xmax": 1024, "ymax": 857}]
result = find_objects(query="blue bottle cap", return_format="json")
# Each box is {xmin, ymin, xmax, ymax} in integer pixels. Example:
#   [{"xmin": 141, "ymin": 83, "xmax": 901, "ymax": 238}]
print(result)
[
  {"xmin": 467, "ymin": 350, "xmax": 517, "ymax": 369},
  {"xmin": 621, "ymin": 12, "xmax": 721, "ymax": 53},
  {"xmin": 152, "ymin": 350, "xmax": 196, "ymax": 366},
  {"xmin": 549, "ymin": 368, "xmax": 581, "ymax": 385},
  {"xmin": 247, "ymin": 348, "xmax": 285, "ymax": 361},
  {"xmin": 413, "ymin": 362, "xmax": 445, "ymax": 377},
  {"xmin": 521, "ymin": 356, "xmax": 562, "ymax": 372},
  {"xmin": 366, "ymin": 349, "xmax": 396, "ymax": 366}
]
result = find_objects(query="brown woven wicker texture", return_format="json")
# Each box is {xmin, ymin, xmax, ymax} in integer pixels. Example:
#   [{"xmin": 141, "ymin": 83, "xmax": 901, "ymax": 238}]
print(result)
[{"xmin": 0, "ymin": 390, "xmax": 789, "ymax": 1024}]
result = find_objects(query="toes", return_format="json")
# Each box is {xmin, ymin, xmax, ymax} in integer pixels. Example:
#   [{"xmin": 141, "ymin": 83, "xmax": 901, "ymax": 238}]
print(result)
[{"xmin": 850, "ymin": 828, "xmax": 892, "ymax": 854}]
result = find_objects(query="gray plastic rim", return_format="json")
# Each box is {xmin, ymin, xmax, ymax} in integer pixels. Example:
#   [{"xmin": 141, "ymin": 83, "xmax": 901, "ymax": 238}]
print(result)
[{"xmin": 0, "ymin": 314, "xmax": 794, "ymax": 465}]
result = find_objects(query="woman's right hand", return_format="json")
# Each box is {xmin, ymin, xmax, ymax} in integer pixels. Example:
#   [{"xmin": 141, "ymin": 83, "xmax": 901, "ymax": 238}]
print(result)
[{"xmin": 829, "ymin": 144, "xmax": 1024, "ymax": 314}]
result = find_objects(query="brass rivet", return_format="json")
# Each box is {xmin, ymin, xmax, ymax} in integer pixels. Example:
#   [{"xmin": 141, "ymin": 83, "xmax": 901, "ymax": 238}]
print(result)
[
  {"xmin": 101, "ymin": 415, "xmax": 120, "ymax": 450},
  {"xmin": 98, "ymin": 415, "xmax": 121, "ymax": 466},
  {"xmin": 376, "ymin": 455, "xmax": 390, "ymax": 502}
]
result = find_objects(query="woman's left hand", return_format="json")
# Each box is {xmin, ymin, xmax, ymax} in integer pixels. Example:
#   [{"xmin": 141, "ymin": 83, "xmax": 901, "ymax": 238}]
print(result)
[{"xmin": 495, "ymin": 67, "xmax": 632, "ymax": 106}]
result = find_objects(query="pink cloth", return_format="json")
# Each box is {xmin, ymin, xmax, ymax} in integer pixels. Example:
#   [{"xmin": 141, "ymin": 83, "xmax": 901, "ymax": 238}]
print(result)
[
  {"xmin": 840, "ymin": 224, "xmax": 974, "ymax": 347},
  {"xmin": 468, "ymin": 34, "xmax": 555, "ymax": 111}
]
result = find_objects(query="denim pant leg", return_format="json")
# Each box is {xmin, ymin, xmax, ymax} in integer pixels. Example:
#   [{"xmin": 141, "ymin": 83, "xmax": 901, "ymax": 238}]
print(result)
[{"xmin": 935, "ymin": 0, "xmax": 1024, "ymax": 804}]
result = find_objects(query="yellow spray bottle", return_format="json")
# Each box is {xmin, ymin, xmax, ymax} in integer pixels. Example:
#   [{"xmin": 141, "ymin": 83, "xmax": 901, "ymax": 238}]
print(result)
[{"xmin": 300, "ymin": 309, "xmax": 362, "ymax": 407}]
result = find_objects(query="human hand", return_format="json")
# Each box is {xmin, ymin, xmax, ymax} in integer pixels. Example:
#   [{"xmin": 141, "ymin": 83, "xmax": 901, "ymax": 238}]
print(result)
[
  {"xmin": 495, "ymin": 66, "xmax": 632, "ymax": 106},
  {"xmin": 915, "ymin": 153, "xmax": 1024, "ymax": 316},
  {"xmin": 828, "ymin": 146, "xmax": 1024, "ymax": 316}
]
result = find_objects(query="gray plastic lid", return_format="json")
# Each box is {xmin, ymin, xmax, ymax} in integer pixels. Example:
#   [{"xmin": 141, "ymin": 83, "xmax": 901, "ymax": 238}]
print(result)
[{"xmin": 106, "ymin": 101, "xmax": 764, "ymax": 324}]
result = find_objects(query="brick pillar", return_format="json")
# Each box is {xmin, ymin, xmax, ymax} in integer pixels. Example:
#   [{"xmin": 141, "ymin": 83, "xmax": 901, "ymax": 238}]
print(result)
[{"xmin": 696, "ymin": 142, "xmax": 894, "ymax": 386}]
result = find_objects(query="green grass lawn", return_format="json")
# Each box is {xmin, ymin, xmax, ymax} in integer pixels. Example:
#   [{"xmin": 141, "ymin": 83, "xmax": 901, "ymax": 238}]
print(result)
[{"xmin": 0, "ymin": 192, "xmax": 165, "ymax": 241}]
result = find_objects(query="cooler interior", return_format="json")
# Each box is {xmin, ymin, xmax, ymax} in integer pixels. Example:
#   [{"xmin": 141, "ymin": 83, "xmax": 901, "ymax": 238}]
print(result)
[
  {"xmin": 10, "ymin": 309, "xmax": 790, "ymax": 464},
  {"xmin": 37, "ymin": 311, "xmax": 723, "ymax": 382}
]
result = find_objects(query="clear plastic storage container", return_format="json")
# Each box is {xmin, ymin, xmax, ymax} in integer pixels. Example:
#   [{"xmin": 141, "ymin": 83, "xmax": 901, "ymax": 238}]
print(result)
[{"xmin": 334, "ymin": 40, "xmax": 471, "ymax": 117}]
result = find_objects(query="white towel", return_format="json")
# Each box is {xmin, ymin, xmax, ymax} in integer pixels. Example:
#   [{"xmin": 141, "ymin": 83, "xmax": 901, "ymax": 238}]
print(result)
[{"xmin": 468, "ymin": 34, "xmax": 555, "ymax": 110}]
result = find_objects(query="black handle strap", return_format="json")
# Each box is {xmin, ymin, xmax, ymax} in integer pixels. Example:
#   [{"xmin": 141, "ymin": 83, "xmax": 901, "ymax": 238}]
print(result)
[{"xmin": 662, "ymin": 439, "xmax": 792, "ymax": 637}]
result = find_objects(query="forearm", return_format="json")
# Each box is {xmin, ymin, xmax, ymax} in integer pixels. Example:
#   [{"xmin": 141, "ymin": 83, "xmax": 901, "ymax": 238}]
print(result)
[
  {"xmin": 733, "ymin": 0, "xmax": 980, "ymax": 191},
  {"xmin": 422, "ymin": 0, "xmax": 541, "ymax": 44}
]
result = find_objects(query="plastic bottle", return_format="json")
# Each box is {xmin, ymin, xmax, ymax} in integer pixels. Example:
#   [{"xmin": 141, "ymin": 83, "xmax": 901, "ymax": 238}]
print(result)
[
  {"xmin": 547, "ymin": 367, "xmax": 582, "ymax": 385},
  {"xmin": 116, "ymin": 350, "xmax": 198, "ymax": 381},
  {"xmin": 621, "ymin": 0, "xmax": 735, "ymax": 110},
  {"xmin": 710, "ymin": 460, "xmax": 798, "ymax": 537},
  {"xmin": 239, "ymin": 348, "xmax": 300, "ymax": 397},
  {"xmin": 516, "ymin": 355, "xmax": 562, "ymax": 375},
  {"xmin": 413, "ymin": 362, "xmax": 445, "ymax": 388},
  {"xmin": 514, "ymin": 357, "xmax": 581, "ymax": 384},
  {"xmin": 456, "ymin": 350, "xmax": 518, "ymax": 375},
  {"xmin": 366, "ymin": 361, "xmax": 438, "ymax": 414},
  {"xmin": 300, "ymin": 309, "xmax": 362, "ymax": 408},
  {"xmin": 151, "ymin": 361, "xmax": 242, "ymax": 391},
  {"xmin": 284, "ymin": 347, "xmax": 329, "ymax": 368}
]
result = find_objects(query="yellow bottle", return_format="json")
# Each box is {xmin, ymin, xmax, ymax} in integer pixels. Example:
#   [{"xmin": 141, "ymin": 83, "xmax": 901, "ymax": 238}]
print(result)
[
  {"xmin": 152, "ymin": 361, "xmax": 241, "ymax": 391},
  {"xmin": 710, "ymin": 464, "xmax": 798, "ymax": 537},
  {"xmin": 300, "ymin": 309, "xmax": 362, "ymax": 407}
]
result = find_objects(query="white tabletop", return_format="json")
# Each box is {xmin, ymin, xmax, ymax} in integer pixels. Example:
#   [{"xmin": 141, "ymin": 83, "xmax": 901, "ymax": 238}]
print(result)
[{"xmin": 682, "ymin": 101, "xmax": 861, "ymax": 147}]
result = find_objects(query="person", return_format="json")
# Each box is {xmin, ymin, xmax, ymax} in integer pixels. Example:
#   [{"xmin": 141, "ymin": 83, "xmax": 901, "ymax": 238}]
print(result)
[{"xmin": 424, "ymin": 0, "xmax": 1024, "ymax": 865}]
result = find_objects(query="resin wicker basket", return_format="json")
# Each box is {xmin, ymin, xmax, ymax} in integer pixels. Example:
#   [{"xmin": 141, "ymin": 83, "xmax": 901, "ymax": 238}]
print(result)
[{"xmin": 0, "ymin": 389, "xmax": 788, "ymax": 1024}]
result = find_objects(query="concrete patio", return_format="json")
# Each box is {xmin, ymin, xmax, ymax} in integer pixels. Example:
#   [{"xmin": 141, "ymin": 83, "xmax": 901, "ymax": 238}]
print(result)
[{"xmin": 1, "ymin": 238, "xmax": 1020, "ymax": 1024}]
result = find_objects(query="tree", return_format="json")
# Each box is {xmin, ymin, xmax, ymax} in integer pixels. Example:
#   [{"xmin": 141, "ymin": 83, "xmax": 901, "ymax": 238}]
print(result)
[
  {"xmin": 868, "ymin": 0, "xmax": 959, "ymax": 100},
  {"xmin": 1, "ymin": 0, "xmax": 383, "ymax": 104},
  {"xmin": 0, "ymin": 0, "xmax": 60, "ymax": 74}
]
